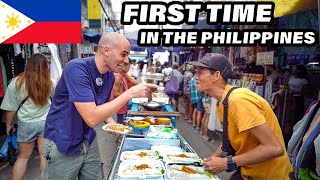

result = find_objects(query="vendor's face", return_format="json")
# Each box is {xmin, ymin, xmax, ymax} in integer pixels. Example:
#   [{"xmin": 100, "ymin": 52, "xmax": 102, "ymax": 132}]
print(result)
[
  {"xmin": 195, "ymin": 67, "xmax": 216, "ymax": 93},
  {"xmin": 105, "ymin": 41, "xmax": 130, "ymax": 73},
  {"xmin": 122, "ymin": 62, "xmax": 130, "ymax": 73}
]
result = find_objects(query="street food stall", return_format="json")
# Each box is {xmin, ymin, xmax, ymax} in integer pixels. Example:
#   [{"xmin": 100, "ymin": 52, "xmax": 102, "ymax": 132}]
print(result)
[{"xmin": 104, "ymin": 94, "xmax": 220, "ymax": 179}]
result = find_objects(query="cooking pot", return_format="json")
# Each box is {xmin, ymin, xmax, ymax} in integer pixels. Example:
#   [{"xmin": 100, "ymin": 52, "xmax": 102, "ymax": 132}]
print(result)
[{"xmin": 140, "ymin": 101, "xmax": 164, "ymax": 111}]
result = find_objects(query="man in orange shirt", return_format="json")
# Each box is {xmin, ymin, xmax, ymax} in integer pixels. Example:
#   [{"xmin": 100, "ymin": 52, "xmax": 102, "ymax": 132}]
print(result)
[{"xmin": 188, "ymin": 53, "xmax": 292, "ymax": 179}]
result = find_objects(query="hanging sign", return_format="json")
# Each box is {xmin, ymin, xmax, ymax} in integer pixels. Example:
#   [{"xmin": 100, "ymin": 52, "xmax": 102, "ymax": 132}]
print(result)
[
  {"xmin": 88, "ymin": 0, "xmax": 101, "ymax": 20},
  {"xmin": 256, "ymin": 51, "xmax": 274, "ymax": 65}
]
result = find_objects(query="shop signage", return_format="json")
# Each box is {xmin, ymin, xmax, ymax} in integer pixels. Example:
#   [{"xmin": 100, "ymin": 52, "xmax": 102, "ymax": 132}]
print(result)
[
  {"xmin": 256, "ymin": 51, "xmax": 274, "ymax": 65},
  {"xmin": 88, "ymin": 0, "xmax": 101, "ymax": 20}
]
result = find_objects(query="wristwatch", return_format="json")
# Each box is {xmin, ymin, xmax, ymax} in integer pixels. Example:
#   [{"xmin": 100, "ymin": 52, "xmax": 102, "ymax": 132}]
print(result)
[{"xmin": 226, "ymin": 155, "xmax": 238, "ymax": 172}]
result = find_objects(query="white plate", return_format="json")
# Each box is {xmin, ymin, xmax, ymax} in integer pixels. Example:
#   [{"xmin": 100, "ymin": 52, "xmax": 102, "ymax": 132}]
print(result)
[
  {"xmin": 162, "ymin": 152, "xmax": 202, "ymax": 163},
  {"xmin": 118, "ymin": 160, "xmax": 166, "ymax": 179},
  {"xmin": 102, "ymin": 124, "xmax": 131, "ymax": 135},
  {"xmin": 120, "ymin": 150, "xmax": 160, "ymax": 161},
  {"xmin": 165, "ymin": 163, "xmax": 219, "ymax": 180},
  {"xmin": 130, "ymin": 116, "xmax": 145, "ymax": 121}
]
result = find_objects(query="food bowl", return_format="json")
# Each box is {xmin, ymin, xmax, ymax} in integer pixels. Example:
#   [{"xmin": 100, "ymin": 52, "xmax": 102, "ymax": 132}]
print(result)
[
  {"xmin": 157, "ymin": 118, "xmax": 171, "ymax": 125},
  {"xmin": 130, "ymin": 121, "xmax": 150, "ymax": 133}
]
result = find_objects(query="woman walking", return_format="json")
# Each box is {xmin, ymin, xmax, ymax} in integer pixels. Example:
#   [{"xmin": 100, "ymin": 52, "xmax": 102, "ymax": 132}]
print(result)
[{"xmin": 1, "ymin": 54, "xmax": 57, "ymax": 180}]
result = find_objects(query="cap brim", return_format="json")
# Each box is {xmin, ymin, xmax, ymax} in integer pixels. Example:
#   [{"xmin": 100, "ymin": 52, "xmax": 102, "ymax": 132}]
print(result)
[{"xmin": 187, "ymin": 61, "xmax": 210, "ymax": 68}]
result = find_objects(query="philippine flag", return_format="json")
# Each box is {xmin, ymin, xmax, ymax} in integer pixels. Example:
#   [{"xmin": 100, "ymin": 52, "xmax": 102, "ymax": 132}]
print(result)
[{"xmin": 0, "ymin": 0, "xmax": 81, "ymax": 44}]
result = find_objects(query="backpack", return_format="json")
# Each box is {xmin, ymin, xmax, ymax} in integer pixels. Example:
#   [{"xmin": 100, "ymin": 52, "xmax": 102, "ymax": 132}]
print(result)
[{"xmin": 295, "ymin": 114, "xmax": 320, "ymax": 179}]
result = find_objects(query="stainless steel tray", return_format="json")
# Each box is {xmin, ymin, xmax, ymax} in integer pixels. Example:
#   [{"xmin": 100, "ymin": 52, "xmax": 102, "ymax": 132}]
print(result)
[{"xmin": 107, "ymin": 133, "xmax": 196, "ymax": 180}]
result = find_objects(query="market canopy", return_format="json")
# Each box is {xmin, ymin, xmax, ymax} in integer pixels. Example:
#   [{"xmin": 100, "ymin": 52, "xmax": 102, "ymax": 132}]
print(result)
[{"xmin": 83, "ymin": 30, "xmax": 101, "ymax": 44}]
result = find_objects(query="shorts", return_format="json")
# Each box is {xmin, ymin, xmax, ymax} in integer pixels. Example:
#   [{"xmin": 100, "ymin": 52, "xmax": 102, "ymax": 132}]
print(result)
[
  {"xmin": 17, "ymin": 120, "xmax": 45, "ymax": 142},
  {"xmin": 196, "ymin": 101, "xmax": 204, "ymax": 111},
  {"xmin": 168, "ymin": 94, "xmax": 179, "ymax": 101},
  {"xmin": 42, "ymin": 138, "xmax": 102, "ymax": 179}
]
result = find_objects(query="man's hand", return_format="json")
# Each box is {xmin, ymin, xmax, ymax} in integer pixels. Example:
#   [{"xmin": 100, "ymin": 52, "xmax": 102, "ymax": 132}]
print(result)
[
  {"xmin": 203, "ymin": 156, "xmax": 227, "ymax": 174},
  {"xmin": 129, "ymin": 83, "xmax": 158, "ymax": 98}
]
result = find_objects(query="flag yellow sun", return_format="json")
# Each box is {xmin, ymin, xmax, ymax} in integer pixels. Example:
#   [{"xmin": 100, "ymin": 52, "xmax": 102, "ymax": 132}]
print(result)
[{"xmin": 5, "ymin": 13, "xmax": 21, "ymax": 31}]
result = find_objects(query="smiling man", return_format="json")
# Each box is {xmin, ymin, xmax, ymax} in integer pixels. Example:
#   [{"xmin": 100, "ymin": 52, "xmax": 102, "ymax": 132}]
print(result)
[
  {"xmin": 188, "ymin": 53, "xmax": 292, "ymax": 179},
  {"xmin": 43, "ymin": 32, "xmax": 157, "ymax": 179}
]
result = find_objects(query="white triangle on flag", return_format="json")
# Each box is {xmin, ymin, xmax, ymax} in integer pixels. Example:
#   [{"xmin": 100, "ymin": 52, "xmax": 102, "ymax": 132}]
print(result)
[{"xmin": 0, "ymin": 1, "xmax": 35, "ymax": 44}]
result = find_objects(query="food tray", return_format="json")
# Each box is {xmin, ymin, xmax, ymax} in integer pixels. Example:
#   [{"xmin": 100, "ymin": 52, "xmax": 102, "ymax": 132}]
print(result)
[
  {"xmin": 118, "ymin": 160, "xmax": 166, "ymax": 179},
  {"xmin": 162, "ymin": 152, "xmax": 202, "ymax": 163},
  {"xmin": 151, "ymin": 145, "xmax": 183, "ymax": 157},
  {"xmin": 102, "ymin": 124, "xmax": 131, "ymax": 135},
  {"xmin": 165, "ymin": 163, "xmax": 219, "ymax": 180},
  {"xmin": 120, "ymin": 150, "xmax": 160, "ymax": 161}
]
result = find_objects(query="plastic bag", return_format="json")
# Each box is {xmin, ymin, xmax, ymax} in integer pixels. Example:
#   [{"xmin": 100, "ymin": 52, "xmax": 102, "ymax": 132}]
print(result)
[
  {"xmin": 0, "ymin": 133, "xmax": 19, "ymax": 158},
  {"xmin": 164, "ymin": 75, "xmax": 179, "ymax": 95}
]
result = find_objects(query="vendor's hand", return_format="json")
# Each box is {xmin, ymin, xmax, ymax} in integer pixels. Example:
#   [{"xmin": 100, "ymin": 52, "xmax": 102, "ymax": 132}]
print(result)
[
  {"xmin": 130, "ymin": 83, "xmax": 158, "ymax": 98},
  {"xmin": 6, "ymin": 124, "xmax": 14, "ymax": 135},
  {"xmin": 203, "ymin": 156, "xmax": 227, "ymax": 174}
]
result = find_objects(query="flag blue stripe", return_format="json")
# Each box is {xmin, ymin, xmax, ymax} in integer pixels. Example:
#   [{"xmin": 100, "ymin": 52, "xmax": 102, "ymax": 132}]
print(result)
[{"xmin": 2, "ymin": 0, "xmax": 81, "ymax": 22}]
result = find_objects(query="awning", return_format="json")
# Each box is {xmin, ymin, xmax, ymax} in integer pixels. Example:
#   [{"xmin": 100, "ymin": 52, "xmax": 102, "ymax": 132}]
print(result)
[
  {"xmin": 83, "ymin": 30, "xmax": 101, "ymax": 44},
  {"xmin": 259, "ymin": 0, "xmax": 318, "ymax": 17}
]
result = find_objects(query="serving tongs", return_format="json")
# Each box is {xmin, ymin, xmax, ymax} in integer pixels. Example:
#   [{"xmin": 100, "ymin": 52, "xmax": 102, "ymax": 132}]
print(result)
[{"xmin": 168, "ymin": 162, "xmax": 204, "ymax": 167}]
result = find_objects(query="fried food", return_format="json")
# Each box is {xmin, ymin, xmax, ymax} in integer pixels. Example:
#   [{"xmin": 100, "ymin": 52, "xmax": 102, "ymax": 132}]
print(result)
[
  {"xmin": 181, "ymin": 166, "xmax": 197, "ymax": 174},
  {"xmin": 178, "ymin": 154, "xmax": 188, "ymax": 158},
  {"xmin": 107, "ymin": 124, "xmax": 130, "ymax": 132},
  {"xmin": 135, "ymin": 164, "xmax": 150, "ymax": 170}
]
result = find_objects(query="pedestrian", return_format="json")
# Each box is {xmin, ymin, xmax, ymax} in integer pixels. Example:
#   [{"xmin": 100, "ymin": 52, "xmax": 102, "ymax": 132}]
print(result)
[
  {"xmin": 168, "ymin": 63, "xmax": 183, "ymax": 111},
  {"xmin": 130, "ymin": 59, "xmax": 139, "ymax": 79},
  {"xmin": 1, "ymin": 54, "xmax": 57, "ymax": 180},
  {"xmin": 183, "ymin": 64, "xmax": 193, "ymax": 121},
  {"xmin": 42, "ymin": 32, "xmax": 157, "ymax": 179},
  {"xmin": 189, "ymin": 53, "xmax": 293, "ymax": 179},
  {"xmin": 162, "ymin": 62, "xmax": 172, "ymax": 85}
]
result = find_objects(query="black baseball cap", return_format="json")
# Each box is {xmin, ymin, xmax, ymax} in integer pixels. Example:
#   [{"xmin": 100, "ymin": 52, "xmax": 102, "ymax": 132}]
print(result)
[{"xmin": 188, "ymin": 53, "xmax": 233, "ymax": 79}]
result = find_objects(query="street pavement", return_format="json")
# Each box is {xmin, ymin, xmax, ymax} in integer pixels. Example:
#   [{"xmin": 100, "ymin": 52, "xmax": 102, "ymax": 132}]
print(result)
[{"xmin": 0, "ymin": 101, "xmax": 231, "ymax": 180}]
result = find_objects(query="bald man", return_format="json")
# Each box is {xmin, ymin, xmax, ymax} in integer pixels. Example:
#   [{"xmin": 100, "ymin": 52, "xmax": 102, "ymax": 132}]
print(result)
[{"xmin": 43, "ymin": 32, "xmax": 157, "ymax": 179}]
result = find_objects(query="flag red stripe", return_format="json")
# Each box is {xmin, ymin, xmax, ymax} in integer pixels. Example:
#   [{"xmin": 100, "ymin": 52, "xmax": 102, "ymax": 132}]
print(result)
[{"xmin": 3, "ymin": 22, "xmax": 82, "ymax": 43}]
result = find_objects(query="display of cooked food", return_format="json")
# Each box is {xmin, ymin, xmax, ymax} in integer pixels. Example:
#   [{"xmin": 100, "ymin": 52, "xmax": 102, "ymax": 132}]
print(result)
[
  {"xmin": 118, "ymin": 161, "xmax": 165, "ymax": 178},
  {"xmin": 168, "ymin": 165, "xmax": 217, "ymax": 179},
  {"xmin": 121, "ymin": 150, "xmax": 160, "ymax": 161},
  {"xmin": 164, "ymin": 153, "xmax": 202, "ymax": 163},
  {"xmin": 103, "ymin": 124, "xmax": 131, "ymax": 133}
]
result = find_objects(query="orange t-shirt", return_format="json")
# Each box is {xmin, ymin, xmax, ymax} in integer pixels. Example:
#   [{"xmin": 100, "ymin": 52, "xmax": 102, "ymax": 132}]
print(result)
[{"xmin": 217, "ymin": 85, "xmax": 293, "ymax": 180}]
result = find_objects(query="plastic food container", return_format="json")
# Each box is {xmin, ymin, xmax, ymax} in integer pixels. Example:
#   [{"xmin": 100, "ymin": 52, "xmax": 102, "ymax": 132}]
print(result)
[
  {"xmin": 157, "ymin": 118, "xmax": 171, "ymax": 125},
  {"xmin": 118, "ymin": 160, "xmax": 166, "ymax": 179}
]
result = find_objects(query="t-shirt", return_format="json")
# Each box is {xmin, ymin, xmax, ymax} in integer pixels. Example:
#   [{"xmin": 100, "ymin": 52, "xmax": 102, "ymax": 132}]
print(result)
[
  {"xmin": 217, "ymin": 85, "xmax": 293, "ymax": 179},
  {"xmin": 172, "ymin": 69, "xmax": 183, "ymax": 83},
  {"xmin": 44, "ymin": 57, "xmax": 114, "ymax": 155},
  {"xmin": 288, "ymin": 77, "xmax": 308, "ymax": 95},
  {"xmin": 1, "ymin": 78, "xmax": 57, "ymax": 122},
  {"xmin": 162, "ymin": 67, "xmax": 173, "ymax": 81}
]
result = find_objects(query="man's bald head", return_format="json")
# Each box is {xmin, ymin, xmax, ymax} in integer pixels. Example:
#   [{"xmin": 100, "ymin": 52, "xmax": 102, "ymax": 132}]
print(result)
[{"xmin": 98, "ymin": 32, "xmax": 130, "ymax": 49}]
